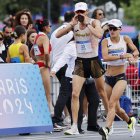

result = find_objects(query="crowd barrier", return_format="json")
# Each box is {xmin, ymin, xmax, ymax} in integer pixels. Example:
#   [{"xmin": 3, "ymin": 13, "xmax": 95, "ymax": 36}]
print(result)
[{"xmin": 0, "ymin": 63, "xmax": 53, "ymax": 135}]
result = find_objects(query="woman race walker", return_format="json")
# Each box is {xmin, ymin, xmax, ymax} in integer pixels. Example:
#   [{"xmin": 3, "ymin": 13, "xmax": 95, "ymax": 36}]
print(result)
[
  {"xmin": 98, "ymin": 19, "xmax": 139, "ymax": 140},
  {"xmin": 30, "ymin": 19, "xmax": 52, "ymax": 110}
]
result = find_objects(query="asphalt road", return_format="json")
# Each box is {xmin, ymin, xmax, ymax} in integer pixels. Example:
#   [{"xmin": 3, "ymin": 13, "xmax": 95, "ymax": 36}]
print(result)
[{"xmin": 0, "ymin": 121, "xmax": 140, "ymax": 140}]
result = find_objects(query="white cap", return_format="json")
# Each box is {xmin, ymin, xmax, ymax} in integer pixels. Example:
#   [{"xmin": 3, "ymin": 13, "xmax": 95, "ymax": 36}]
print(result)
[
  {"xmin": 108, "ymin": 19, "xmax": 122, "ymax": 28},
  {"xmin": 100, "ymin": 18, "xmax": 109, "ymax": 28},
  {"xmin": 74, "ymin": 2, "xmax": 88, "ymax": 12},
  {"xmin": 101, "ymin": 21, "xmax": 108, "ymax": 28}
]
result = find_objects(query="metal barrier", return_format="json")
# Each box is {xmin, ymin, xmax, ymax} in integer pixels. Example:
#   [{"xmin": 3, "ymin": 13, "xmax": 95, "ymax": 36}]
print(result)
[
  {"xmin": 102, "ymin": 60, "xmax": 140, "ymax": 115},
  {"xmin": 51, "ymin": 60, "xmax": 140, "ymax": 115},
  {"xmin": 51, "ymin": 77, "xmax": 60, "ymax": 106},
  {"xmin": 125, "ymin": 60, "xmax": 140, "ymax": 112}
]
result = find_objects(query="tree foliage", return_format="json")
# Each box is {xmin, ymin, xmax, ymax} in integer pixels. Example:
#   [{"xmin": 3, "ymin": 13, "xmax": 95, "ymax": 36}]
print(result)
[
  {"xmin": 91, "ymin": 0, "xmax": 130, "ymax": 8},
  {"xmin": 0, "ymin": 0, "xmax": 138, "ymax": 27},
  {"xmin": 122, "ymin": 0, "xmax": 140, "ymax": 29}
]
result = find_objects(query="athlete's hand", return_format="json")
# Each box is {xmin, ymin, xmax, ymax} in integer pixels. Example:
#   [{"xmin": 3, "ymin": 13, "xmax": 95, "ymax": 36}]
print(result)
[
  {"xmin": 30, "ymin": 58, "xmax": 35, "ymax": 64},
  {"xmin": 50, "ymin": 71, "xmax": 56, "ymax": 77},
  {"xmin": 83, "ymin": 15, "xmax": 90, "ymax": 25},
  {"xmin": 123, "ymin": 53, "xmax": 133, "ymax": 59},
  {"xmin": 128, "ymin": 57, "xmax": 137, "ymax": 64},
  {"xmin": 70, "ymin": 15, "xmax": 78, "ymax": 26}
]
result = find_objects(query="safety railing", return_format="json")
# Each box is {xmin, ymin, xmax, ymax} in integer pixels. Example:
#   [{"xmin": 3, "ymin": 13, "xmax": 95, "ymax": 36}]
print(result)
[{"xmin": 51, "ymin": 59, "xmax": 140, "ymax": 115}]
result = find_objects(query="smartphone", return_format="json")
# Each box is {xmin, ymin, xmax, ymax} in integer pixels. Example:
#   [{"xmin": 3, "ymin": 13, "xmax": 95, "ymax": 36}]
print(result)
[{"xmin": 77, "ymin": 15, "xmax": 84, "ymax": 23}]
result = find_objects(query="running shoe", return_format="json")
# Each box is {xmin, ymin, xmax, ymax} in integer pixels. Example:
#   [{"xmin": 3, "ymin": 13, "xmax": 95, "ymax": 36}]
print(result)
[
  {"xmin": 128, "ymin": 117, "xmax": 136, "ymax": 137},
  {"xmin": 99, "ymin": 127, "xmax": 109, "ymax": 140},
  {"xmin": 63, "ymin": 116, "xmax": 71, "ymax": 125},
  {"xmin": 53, "ymin": 123, "xmax": 63, "ymax": 132},
  {"xmin": 64, "ymin": 124, "xmax": 79, "ymax": 135}
]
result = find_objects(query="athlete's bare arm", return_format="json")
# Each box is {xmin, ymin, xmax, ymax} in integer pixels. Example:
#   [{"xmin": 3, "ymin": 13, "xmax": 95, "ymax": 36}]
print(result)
[
  {"xmin": 124, "ymin": 35, "xmax": 139, "ymax": 58},
  {"xmin": 56, "ymin": 15, "xmax": 78, "ymax": 38},
  {"xmin": 21, "ymin": 44, "xmax": 31, "ymax": 63},
  {"xmin": 6, "ymin": 49, "xmax": 10, "ymax": 63},
  {"xmin": 86, "ymin": 19, "xmax": 103, "ymax": 38},
  {"xmin": 42, "ymin": 36, "xmax": 50, "ymax": 68}
]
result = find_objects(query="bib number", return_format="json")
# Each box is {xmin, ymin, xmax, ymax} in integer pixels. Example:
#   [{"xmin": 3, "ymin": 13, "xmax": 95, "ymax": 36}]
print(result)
[
  {"xmin": 11, "ymin": 57, "xmax": 20, "ymax": 63},
  {"xmin": 33, "ymin": 44, "xmax": 41, "ymax": 56},
  {"xmin": 76, "ymin": 41, "xmax": 92, "ymax": 53}
]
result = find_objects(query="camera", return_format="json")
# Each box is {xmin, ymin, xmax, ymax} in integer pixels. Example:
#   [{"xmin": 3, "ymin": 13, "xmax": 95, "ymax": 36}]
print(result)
[{"xmin": 77, "ymin": 15, "xmax": 84, "ymax": 23}]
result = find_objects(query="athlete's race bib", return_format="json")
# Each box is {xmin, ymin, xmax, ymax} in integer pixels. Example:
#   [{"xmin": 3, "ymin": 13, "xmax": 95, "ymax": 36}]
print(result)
[
  {"xmin": 33, "ymin": 44, "xmax": 41, "ymax": 56},
  {"xmin": 10, "ymin": 57, "xmax": 20, "ymax": 63},
  {"xmin": 76, "ymin": 40, "xmax": 92, "ymax": 53}
]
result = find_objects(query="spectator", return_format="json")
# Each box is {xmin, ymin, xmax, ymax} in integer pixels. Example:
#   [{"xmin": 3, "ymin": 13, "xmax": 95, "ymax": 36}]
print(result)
[
  {"xmin": 92, "ymin": 8, "xmax": 105, "ymax": 21},
  {"xmin": 14, "ymin": 10, "xmax": 33, "ymax": 30},
  {"xmin": 50, "ymin": 11, "xmax": 75, "ymax": 131},
  {"xmin": 26, "ymin": 29, "xmax": 37, "ymax": 52},
  {"xmin": 1, "ymin": 25, "xmax": 14, "ymax": 62},
  {"xmin": 0, "ymin": 32, "xmax": 6, "ymax": 63},
  {"xmin": 3, "ymin": 25, "xmax": 13, "ymax": 48}
]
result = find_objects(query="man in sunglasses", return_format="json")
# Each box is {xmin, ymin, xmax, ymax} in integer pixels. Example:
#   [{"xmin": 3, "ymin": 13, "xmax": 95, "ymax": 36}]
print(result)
[
  {"xmin": 56, "ymin": 2, "xmax": 109, "ymax": 135},
  {"xmin": 99, "ymin": 19, "xmax": 139, "ymax": 140},
  {"xmin": 2, "ymin": 25, "xmax": 13, "ymax": 62},
  {"xmin": 3, "ymin": 25, "xmax": 13, "ymax": 48}
]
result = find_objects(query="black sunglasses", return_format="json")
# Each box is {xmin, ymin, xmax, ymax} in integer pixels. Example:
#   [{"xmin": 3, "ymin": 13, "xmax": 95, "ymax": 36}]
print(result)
[
  {"xmin": 76, "ymin": 10, "xmax": 85, "ymax": 14},
  {"xmin": 108, "ymin": 27, "xmax": 118, "ymax": 31},
  {"xmin": 0, "ymin": 38, "xmax": 3, "ymax": 41},
  {"xmin": 98, "ymin": 13, "xmax": 104, "ymax": 16}
]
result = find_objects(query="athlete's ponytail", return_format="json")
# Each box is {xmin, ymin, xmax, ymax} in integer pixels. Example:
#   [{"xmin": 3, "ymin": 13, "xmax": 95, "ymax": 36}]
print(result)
[{"xmin": 35, "ymin": 19, "xmax": 49, "ymax": 32}]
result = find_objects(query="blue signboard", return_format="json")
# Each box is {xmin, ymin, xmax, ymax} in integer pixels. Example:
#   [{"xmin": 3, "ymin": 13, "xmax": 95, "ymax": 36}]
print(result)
[{"xmin": 0, "ymin": 64, "xmax": 53, "ymax": 135}]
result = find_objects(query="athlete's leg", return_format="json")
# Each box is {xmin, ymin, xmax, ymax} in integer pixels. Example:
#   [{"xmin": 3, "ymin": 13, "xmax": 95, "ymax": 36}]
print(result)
[
  {"xmin": 106, "ymin": 80, "xmax": 127, "ymax": 128},
  {"xmin": 72, "ymin": 75, "xmax": 85, "ymax": 124},
  {"xmin": 95, "ymin": 76, "xmax": 109, "ymax": 112},
  {"xmin": 40, "ymin": 67, "xmax": 52, "ymax": 110}
]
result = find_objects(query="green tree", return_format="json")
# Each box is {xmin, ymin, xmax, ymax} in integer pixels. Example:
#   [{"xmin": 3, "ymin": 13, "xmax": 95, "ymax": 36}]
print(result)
[
  {"xmin": 122, "ymin": 0, "xmax": 140, "ymax": 29},
  {"xmin": 0, "ymin": 0, "xmax": 137, "ymax": 25},
  {"xmin": 0, "ymin": 0, "xmax": 62, "ymax": 23},
  {"xmin": 91, "ymin": 0, "xmax": 130, "ymax": 8}
]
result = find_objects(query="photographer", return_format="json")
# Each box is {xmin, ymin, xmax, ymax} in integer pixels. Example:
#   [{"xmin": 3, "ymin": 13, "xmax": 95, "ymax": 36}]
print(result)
[{"xmin": 56, "ymin": 2, "xmax": 108, "ymax": 135}]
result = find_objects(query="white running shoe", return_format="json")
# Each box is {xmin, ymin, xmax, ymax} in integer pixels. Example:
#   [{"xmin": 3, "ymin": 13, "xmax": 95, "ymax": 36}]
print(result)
[
  {"xmin": 63, "ymin": 116, "xmax": 71, "ymax": 125},
  {"xmin": 64, "ymin": 124, "xmax": 79, "ymax": 135},
  {"xmin": 128, "ymin": 117, "xmax": 136, "ymax": 137}
]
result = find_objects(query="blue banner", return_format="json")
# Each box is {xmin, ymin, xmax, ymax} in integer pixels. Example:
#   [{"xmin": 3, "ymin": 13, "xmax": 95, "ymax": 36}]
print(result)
[{"xmin": 0, "ymin": 64, "xmax": 53, "ymax": 135}]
